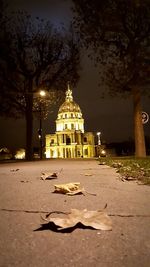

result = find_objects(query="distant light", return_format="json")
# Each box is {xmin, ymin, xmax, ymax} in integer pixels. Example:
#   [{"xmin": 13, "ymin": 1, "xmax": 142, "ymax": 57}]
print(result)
[
  {"xmin": 15, "ymin": 149, "xmax": 25, "ymax": 159},
  {"xmin": 39, "ymin": 90, "xmax": 46, "ymax": 97},
  {"xmin": 101, "ymin": 149, "xmax": 106, "ymax": 155},
  {"xmin": 97, "ymin": 132, "xmax": 101, "ymax": 146}
]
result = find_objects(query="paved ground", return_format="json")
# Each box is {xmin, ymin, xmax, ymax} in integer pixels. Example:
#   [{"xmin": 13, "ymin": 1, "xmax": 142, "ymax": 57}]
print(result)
[{"xmin": 0, "ymin": 158, "xmax": 150, "ymax": 267}]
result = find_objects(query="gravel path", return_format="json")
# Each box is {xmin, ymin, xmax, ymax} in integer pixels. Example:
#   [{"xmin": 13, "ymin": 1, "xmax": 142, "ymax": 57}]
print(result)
[{"xmin": 0, "ymin": 159, "xmax": 150, "ymax": 267}]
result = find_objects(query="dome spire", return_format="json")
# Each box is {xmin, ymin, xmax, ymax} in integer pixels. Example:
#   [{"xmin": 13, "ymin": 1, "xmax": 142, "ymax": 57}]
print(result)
[{"xmin": 66, "ymin": 82, "xmax": 73, "ymax": 102}]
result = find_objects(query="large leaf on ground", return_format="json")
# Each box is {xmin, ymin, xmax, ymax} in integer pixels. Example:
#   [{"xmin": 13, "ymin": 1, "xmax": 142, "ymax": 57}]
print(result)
[{"xmin": 44, "ymin": 208, "xmax": 112, "ymax": 230}]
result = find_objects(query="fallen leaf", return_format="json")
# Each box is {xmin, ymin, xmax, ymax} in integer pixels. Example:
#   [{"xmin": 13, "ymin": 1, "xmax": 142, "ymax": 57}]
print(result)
[
  {"xmin": 84, "ymin": 173, "xmax": 93, "ymax": 176},
  {"xmin": 54, "ymin": 182, "xmax": 81, "ymax": 194},
  {"xmin": 67, "ymin": 189, "xmax": 85, "ymax": 195},
  {"xmin": 112, "ymin": 162, "xmax": 123, "ymax": 168},
  {"xmin": 53, "ymin": 182, "xmax": 96, "ymax": 196},
  {"xmin": 42, "ymin": 208, "xmax": 112, "ymax": 231},
  {"xmin": 121, "ymin": 176, "xmax": 136, "ymax": 182},
  {"xmin": 10, "ymin": 168, "xmax": 20, "ymax": 172},
  {"xmin": 41, "ymin": 172, "xmax": 57, "ymax": 180},
  {"xmin": 99, "ymin": 162, "xmax": 106, "ymax": 165}
]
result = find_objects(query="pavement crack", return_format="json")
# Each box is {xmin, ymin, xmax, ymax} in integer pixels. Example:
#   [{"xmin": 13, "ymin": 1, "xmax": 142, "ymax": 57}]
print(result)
[
  {"xmin": 0, "ymin": 208, "xmax": 150, "ymax": 217},
  {"xmin": 108, "ymin": 213, "xmax": 150, "ymax": 217},
  {"xmin": 0, "ymin": 208, "xmax": 49, "ymax": 214}
]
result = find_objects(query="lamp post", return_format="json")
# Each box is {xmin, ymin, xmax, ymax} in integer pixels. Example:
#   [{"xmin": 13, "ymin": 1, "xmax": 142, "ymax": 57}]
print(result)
[
  {"xmin": 97, "ymin": 132, "xmax": 101, "ymax": 146},
  {"xmin": 38, "ymin": 90, "xmax": 46, "ymax": 159},
  {"xmin": 97, "ymin": 132, "xmax": 101, "ymax": 157}
]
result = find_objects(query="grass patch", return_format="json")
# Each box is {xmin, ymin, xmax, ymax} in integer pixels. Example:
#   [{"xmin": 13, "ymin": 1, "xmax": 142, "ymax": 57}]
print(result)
[{"xmin": 99, "ymin": 156, "xmax": 150, "ymax": 185}]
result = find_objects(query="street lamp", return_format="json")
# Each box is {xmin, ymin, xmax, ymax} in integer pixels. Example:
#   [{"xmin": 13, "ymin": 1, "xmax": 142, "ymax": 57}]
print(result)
[
  {"xmin": 97, "ymin": 132, "xmax": 101, "ymax": 146},
  {"xmin": 97, "ymin": 132, "xmax": 101, "ymax": 158},
  {"xmin": 39, "ymin": 90, "xmax": 46, "ymax": 97},
  {"xmin": 38, "ymin": 90, "xmax": 46, "ymax": 159}
]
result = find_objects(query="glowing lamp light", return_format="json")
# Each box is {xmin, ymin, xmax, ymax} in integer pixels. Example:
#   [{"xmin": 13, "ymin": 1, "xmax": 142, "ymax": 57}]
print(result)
[
  {"xmin": 39, "ymin": 90, "xmax": 46, "ymax": 97},
  {"xmin": 97, "ymin": 131, "xmax": 101, "ymax": 146},
  {"xmin": 15, "ymin": 149, "xmax": 25, "ymax": 159}
]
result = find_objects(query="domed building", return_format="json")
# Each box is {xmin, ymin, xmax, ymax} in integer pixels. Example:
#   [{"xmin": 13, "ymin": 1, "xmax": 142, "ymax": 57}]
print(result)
[{"xmin": 45, "ymin": 84, "xmax": 95, "ymax": 158}]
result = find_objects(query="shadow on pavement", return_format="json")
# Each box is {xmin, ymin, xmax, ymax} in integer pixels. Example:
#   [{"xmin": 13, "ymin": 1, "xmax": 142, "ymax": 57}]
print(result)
[{"xmin": 34, "ymin": 222, "xmax": 95, "ymax": 233}]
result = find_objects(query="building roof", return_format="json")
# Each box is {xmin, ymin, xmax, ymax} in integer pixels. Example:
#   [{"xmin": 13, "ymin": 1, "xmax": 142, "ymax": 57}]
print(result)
[{"xmin": 58, "ymin": 84, "xmax": 82, "ymax": 114}]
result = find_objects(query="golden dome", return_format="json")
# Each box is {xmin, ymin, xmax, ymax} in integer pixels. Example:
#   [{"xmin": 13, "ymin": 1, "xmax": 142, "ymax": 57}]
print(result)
[
  {"xmin": 58, "ymin": 84, "xmax": 82, "ymax": 114},
  {"xmin": 58, "ymin": 100, "xmax": 81, "ymax": 113}
]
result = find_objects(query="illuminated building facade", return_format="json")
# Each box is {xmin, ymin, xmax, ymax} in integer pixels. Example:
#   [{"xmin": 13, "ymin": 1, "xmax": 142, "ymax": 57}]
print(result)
[{"xmin": 45, "ymin": 85, "xmax": 95, "ymax": 158}]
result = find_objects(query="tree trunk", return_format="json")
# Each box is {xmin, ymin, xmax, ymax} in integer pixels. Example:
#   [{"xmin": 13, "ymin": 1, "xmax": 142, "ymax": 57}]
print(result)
[
  {"xmin": 25, "ymin": 90, "xmax": 33, "ymax": 161},
  {"xmin": 132, "ymin": 87, "xmax": 146, "ymax": 157}
]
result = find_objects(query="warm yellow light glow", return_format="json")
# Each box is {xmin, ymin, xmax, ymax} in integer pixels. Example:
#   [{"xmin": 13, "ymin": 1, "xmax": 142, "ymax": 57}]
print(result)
[
  {"xmin": 45, "ymin": 85, "xmax": 95, "ymax": 159},
  {"xmin": 46, "ymin": 151, "xmax": 50, "ymax": 158},
  {"xmin": 39, "ymin": 90, "xmax": 46, "ymax": 97},
  {"xmin": 15, "ymin": 149, "xmax": 25, "ymax": 159},
  {"xmin": 97, "ymin": 132, "xmax": 101, "ymax": 146}
]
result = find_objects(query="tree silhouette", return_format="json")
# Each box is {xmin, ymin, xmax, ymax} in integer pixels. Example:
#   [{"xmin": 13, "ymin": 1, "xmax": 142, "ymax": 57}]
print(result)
[
  {"xmin": 0, "ymin": 9, "xmax": 80, "ymax": 160},
  {"xmin": 73, "ymin": 0, "xmax": 150, "ymax": 157}
]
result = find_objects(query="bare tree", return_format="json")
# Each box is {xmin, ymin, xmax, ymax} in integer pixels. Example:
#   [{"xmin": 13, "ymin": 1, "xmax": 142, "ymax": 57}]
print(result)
[
  {"xmin": 73, "ymin": 0, "xmax": 150, "ymax": 157},
  {"xmin": 0, "ymin": 11, "xmax": 80, "ymax": 160}
]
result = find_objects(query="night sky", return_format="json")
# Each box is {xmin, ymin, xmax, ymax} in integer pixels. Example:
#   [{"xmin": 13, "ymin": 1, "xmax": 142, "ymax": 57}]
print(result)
[{"xmin": 0, "ymin": 0, "xmax": 150, "ymax": 150}]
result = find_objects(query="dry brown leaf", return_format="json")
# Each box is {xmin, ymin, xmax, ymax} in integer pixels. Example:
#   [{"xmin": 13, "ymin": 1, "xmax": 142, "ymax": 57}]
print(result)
[
  {"xmin": 43, "ymin": 208, "xmax": 112, "ymax": 230},
  {"xmin": 10, "ymin": 168, "xmax": 20, "ymax": 172},
  {"xmin": 53, "ymin": 182, "xmax": 96, "ymax": 196},
  {"xmin": 67, "ymin": 189, "xmax": 85, "ymax": 195},
  {"xmin": 54, "ymin": 182, "xmax": 81, "ymax": 194},
  {"xmin": 41, "ymin": 172, "xmax": 57, "ymax": 180}
]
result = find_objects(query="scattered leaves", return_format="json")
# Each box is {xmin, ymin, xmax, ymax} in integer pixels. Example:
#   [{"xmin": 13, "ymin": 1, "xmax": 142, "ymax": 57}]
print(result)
[{"xmin": 99, "ymin": 157, "xmax": 150, "ymax": 185}]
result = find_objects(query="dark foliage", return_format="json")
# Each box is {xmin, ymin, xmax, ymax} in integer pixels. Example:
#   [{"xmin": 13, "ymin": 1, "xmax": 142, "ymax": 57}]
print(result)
[
  {"xmin": 0, "ymin": 5, "xmax": 80, "ymax": 160},
  {"xmin": 73, "ymin": 0, "xmax": 150, "ymax": 157},
  {"xmin": 73, "ymin": 0, "xmax": 150, "ymax": 95}
]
